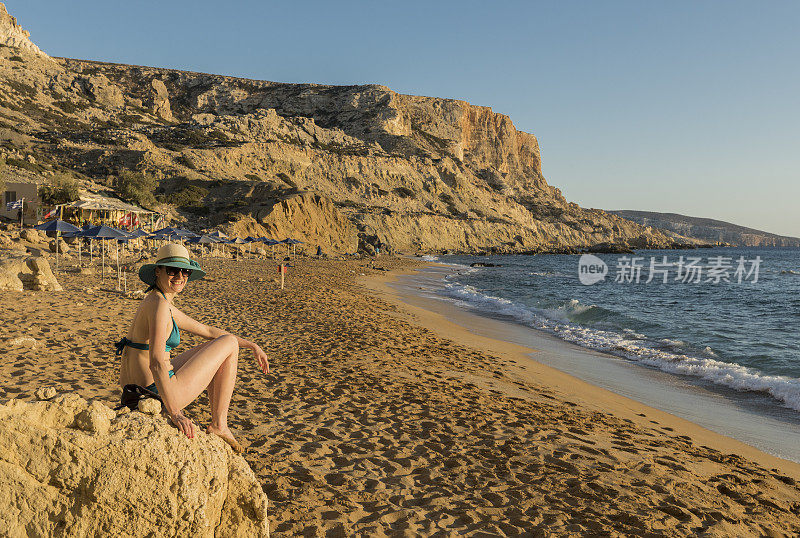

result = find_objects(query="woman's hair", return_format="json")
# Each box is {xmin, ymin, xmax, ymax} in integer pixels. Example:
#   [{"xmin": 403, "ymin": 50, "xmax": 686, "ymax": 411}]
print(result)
[{"xmin": 146, "ymin": 266, "xmax": 165, "ymax": 293}]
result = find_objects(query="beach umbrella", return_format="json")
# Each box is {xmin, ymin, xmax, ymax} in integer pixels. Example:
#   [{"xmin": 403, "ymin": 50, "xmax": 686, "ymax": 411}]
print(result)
[
  {"xmin": 34, "ymin": 219, "xmax": 81, "ymax": 272},
  {"xmin": 126, "ymin": 228, "xmax": 150, "ymax": 251},
  {"xmin": 207, "ymin": 230, "xmax": 229, "ymax": 257},
  {"xmin": 79, "ymin": 225, "xmax": 128, "ymax": 284},
  {"xmin": 186, "ymin": 234, "xmax": 216, "ymax": 258},
  {"xmin": 80, "ymin": 224, "xmax": 96, "ymax": 263},
  {"xmin": 258, "ymin": 237, "xmax": 277, "ymax": 259},
  {"xmin": 230, "ymin": 237, "xmax": 247, "ymax": 259},
  {"xmin": 284, "ymin": 238, "xmax": 304, "ymax": 257}
]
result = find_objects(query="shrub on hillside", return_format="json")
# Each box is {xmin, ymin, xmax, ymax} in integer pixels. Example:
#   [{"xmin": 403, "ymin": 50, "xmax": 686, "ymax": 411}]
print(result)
[
  {"xmin": 167, "ymin": 184, "xmax": 209, "ymax": 209},
  {"xmin": 38, "ymin": 173, "xmax": 80, "ymax": 205},
  {"xmin": 115, "ymin": 171, "xmax": 157, "ymax": 208}
]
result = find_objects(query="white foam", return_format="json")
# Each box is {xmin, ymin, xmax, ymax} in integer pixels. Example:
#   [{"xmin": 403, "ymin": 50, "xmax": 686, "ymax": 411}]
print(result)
[
  {"xmin": 439, "ymin": 282, "xmax": 800, "ymax": 412},
  {"xmin": 420, "ymin": 255, "xmax": 439, "ymax": 261}
]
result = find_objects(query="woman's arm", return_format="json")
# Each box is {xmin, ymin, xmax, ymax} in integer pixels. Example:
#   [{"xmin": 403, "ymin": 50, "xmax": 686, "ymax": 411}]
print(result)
[
  {"xmin": 148, "ymin": 300, "xmax": 195, "ymax": 438},
  {"xmin": 172, "ymin": 308, "xmax": 270, "ymax": 374}
]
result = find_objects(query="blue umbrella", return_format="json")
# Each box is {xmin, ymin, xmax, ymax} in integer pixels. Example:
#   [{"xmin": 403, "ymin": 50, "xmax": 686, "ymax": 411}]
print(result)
[
  {"xmin": 34, "ymin": 219, "xmax": 81, "ymax": 234},
  {"xmin": 282, "ymin": 238, "xmax": 303, "ymax": 257},
  {"xmin": 128, "ymin": 228, "xmax": 150, "ymax": 239},
  {"xmin": 34, "ymin": 220, "xmax": 81, "ymax": 270},
  {"xmin": 186, "ymin": 234, "xmax": 215, "ymax": 258},
  {"xmin": 78, "ymin": 225, "xmax": 129, "ymax": 283}
]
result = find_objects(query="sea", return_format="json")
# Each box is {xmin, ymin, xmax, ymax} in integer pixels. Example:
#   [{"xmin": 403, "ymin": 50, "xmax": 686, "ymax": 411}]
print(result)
[{"xmin": 402, "ymin": 247, "xmax": 800, "ymax": 461}]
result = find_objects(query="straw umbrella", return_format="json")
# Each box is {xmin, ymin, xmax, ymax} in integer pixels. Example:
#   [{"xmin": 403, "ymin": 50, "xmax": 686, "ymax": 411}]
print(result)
[{"xmin": 33, "ymin": 219, "xmax": 81, "ymax": 272}]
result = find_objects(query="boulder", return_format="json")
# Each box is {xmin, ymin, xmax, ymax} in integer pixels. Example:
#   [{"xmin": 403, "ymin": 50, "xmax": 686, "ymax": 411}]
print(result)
[
  {"xmin": 49, "ymin": 238, "xmax": 69, "ymax": 253},
  {"xmin": 23, "ymin": 256, "xmax": 63, "ymax": 291},
  {"xmin": 20, "ymin": 228, "xmax": 44, "ymax": 243},
  {"xmin": 0, "ymin": 256, "xmax": 25, "ymax": 291},
  {"xmin": 0, "ymin": 255, "xmax": 62, "ymax": 291},
  {"xmin": 150, "ymin": 79, "xmax": 173, "ymax": 121},
  {"xmin": 0, "ymin": 395, "xmax": 269, "ymax": 537}
]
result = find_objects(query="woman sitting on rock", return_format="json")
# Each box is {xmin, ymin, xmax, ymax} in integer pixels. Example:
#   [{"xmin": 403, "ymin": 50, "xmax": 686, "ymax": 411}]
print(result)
[{"xmin": 116, "ymin": 243, "xmax": 269, "ymax": 452}]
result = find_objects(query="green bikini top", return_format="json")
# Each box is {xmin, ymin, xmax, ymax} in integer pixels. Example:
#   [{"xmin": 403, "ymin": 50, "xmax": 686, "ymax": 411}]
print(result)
[{"xmin": 114, "ymin": 291, "xmax": 180, "ymax": 355}]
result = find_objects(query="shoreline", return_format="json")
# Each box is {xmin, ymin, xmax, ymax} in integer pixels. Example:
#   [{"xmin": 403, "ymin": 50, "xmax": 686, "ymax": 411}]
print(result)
[
  {"xmin": 5, "ymin": 254, "xmax": 800, "ymax": 535},
  {"xmin": 363, "ymin": 262, "xmax": 800, "ymax": 479}
]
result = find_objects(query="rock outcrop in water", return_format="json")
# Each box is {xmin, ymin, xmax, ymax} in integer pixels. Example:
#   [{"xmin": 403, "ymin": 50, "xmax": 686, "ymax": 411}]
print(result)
[
  {"xmin": 0, "ymin": 5, "xmax": 687, "ymax": 254},
  {"xmin": 0, "ymin": 394, "xmax": 269, "ymax": 537}
]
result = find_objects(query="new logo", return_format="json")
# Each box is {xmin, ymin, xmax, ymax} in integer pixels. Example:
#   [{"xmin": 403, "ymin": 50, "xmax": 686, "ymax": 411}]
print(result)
[{"xmin": 578, "ymin": 254, "xmax": 608, "ymax": 285}]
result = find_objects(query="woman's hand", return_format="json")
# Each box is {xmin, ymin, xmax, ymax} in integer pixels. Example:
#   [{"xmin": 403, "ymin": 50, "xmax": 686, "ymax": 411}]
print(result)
[
  {"xmin": 252, "ymin": 344, "xmax": 270, "ymax": 374},
  {"xmin": 169, "ymin": 412, "xmax": 195, "ymax": 439}
]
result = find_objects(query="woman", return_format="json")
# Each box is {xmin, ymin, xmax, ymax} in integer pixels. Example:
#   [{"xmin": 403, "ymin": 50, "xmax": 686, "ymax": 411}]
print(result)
[{"xmin": 117, "ymin": 243, "xmax": 269, "ymax": 452}]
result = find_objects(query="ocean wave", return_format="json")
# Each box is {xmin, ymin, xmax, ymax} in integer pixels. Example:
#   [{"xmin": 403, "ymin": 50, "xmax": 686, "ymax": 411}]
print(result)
[
  {"xmin": 439, "ymin": 282, "xmax": 800, "ymax": 412},
  {"xmin": 529, "ymin": 271, "xmax": 572, "ymax": 278},
  {"xmin": 419, "ymin": 255, "xmax": 439, "ymax": 261}
]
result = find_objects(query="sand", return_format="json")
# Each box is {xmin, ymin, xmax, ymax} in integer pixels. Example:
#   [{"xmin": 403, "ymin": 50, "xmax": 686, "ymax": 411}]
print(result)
[{"xmin": 2, "ymin": 255, "xmax": 800, "ymax": 536}]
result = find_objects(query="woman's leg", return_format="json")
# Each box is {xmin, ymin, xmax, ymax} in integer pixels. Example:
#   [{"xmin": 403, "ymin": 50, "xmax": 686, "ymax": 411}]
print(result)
[{"xmin": 168, "ymin": 335, "xmax": 239, "ymax": 432}]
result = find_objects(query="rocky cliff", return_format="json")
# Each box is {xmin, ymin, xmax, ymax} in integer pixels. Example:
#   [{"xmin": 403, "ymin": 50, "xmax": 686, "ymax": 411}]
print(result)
[
  {"xmin": 0, "ymin": 4, "xmax": 46, "ymax": 56},
  {"xmin": 609, "ymin": 210, "xmax": 800, "ymax": 248},
  {"xmin": 0, "ymin": 5, "xmax": 684, "ymax": 254}
]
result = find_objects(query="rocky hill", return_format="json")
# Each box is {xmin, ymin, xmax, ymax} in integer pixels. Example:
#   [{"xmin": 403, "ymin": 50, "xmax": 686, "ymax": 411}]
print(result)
[
  {"xmin": 0, "ymin": 4, "xmax": 684, "ymax": 254},
  {"xmin": 609, "ymin": 210, "xmax": 800, "ymax": 248}
]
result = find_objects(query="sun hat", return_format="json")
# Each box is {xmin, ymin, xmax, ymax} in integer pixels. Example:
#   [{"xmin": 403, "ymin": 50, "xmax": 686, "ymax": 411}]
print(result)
[{"xmin": 139, "ymin": 243, "xmax": 206, "ymax": 286}]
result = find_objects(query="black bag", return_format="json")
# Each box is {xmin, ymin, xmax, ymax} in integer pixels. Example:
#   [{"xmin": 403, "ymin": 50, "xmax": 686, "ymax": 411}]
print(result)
[{"xmin": 115, "ymin": 384, "xmax": 162, "ymax": 411}]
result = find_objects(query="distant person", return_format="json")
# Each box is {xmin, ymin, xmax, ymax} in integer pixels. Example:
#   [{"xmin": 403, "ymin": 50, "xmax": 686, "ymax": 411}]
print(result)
[
  {"xmin": 116, "ymin": 243, "xmax": 270, "ymax": 452},
  {"xmin": 316, "ymin": 245, "xmax": 322, "ymax": 258}
]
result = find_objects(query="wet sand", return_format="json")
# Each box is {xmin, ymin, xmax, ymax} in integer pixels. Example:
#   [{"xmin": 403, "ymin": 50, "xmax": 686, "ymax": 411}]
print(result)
[{"xmin": 2, "ymin": 255, "xmax": 800, "ymax": 536}]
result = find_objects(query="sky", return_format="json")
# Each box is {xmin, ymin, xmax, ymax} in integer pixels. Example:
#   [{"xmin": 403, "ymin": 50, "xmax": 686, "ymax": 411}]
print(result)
[{"xmin": 10, "ymin": 1, "xmax": 800, "ymax": 236}]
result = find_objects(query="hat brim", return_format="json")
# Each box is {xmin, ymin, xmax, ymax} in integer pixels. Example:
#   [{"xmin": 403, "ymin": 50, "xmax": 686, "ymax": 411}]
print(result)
[{"xmin": 139, "ymin": 259, "xmax": 206, "ymax": 286}]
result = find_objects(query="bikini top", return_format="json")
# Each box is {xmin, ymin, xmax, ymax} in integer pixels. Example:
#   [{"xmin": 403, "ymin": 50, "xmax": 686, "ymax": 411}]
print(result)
[{"xmin": 114, "ymin": 291, "xmax": 180, "ymax": 355}]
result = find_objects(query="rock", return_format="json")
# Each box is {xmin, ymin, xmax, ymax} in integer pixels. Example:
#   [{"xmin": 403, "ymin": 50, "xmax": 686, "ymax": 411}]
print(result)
[
  {"xmin": 75, "ymin": 400, "xmax": 115, "ymax": 435},
  {"xmin": 0, "ymin": 256, "xmax": 25, "ymax": 291},
  {"xmin": 73, "ymin": 75, "xmax": 125, "ymax": 108},
  {"xmin": 25, "ymin": 256, "xmax": 63, "ymax": 291},
  {"xmin": 0, "ymin": 396, "xmax": 269, "ymax": 537},
  {"xmin": 0, "ymin": 3, "xmax": 47, "ymax": 55},
  {"xmin": 34, "ymin": 386, "xmax": 57, "ymax": 400},
  {"xmin": 150, "ymin": 79, "xmax": 173, "ymax": 121},
  {"xmin": 20, "ymin": 228, "xmax": 44, "ymax": 243},
  {"xmin": 6, "ymin": 336, "xmax": 41, "ymax": 348},
  {"xmin": 138, "ymin": 398, "xmax": 161, "ymax": 415},
  {"xmin": 49, "ymin": 238, "xmax": 69, "ymax": 253},
  {"xmin": 0, "ymin": 255, "xmax": 61, "ymax": 291}
]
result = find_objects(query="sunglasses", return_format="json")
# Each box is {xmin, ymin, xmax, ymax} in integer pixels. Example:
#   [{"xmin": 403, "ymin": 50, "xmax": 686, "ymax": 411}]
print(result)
[{"xmin": 164, "ymin": 267, "xmax": 192, "ymax": 277}]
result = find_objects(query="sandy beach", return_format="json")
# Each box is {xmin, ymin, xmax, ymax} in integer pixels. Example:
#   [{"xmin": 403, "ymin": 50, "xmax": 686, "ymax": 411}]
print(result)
[{"xmin": 3, "ymin": 255, "xmax": 800, "ymax": 536}]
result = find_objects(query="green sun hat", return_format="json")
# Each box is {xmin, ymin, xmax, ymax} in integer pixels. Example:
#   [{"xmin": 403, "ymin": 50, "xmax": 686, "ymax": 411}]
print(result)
[{"xmin": 139, "ymin": 243, "xmax": 206, "ymax": 286}]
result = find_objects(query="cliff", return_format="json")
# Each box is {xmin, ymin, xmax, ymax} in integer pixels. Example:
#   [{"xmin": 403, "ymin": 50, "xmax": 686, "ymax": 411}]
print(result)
[
  {"xmin": 609, "ymin": 210, "xmax": 800, "ymax": 248},
  {"xmin": 0, "ymin": 3, "xmax": 46, "ymax": 56},
  {"xmin": 0, "ymin": 6, "xmax": 684, "ymax": 254}
]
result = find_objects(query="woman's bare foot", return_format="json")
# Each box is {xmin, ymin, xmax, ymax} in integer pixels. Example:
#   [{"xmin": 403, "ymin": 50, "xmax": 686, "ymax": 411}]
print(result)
[{"xmin": 206, "ymin": 425, "xmax": 244, "ymax": 453}]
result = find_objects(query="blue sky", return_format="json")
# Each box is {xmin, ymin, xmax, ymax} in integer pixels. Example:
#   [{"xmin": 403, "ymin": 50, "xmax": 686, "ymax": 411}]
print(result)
[{"xmin": 11, "ymin": 1, "xmax": 800, "ymax": 236}]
